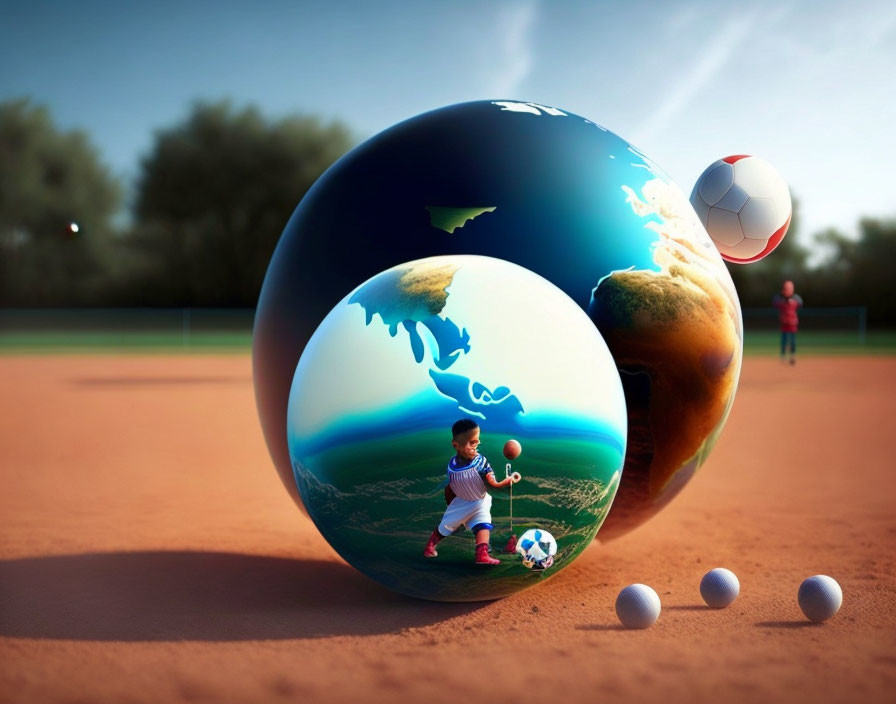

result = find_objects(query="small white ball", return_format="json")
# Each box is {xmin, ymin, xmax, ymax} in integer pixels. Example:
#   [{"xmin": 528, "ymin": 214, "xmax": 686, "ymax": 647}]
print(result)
[
  {"xmin": 798, "ymin": 575, "xmax": 842, "ymax": 622},
  {"xmin": 615, "ymin": 584, "xmax": 661, "ymax": 629},
  {"xmin": 700, "ymin": 567, "xmax": 740, "ymax": 608}
]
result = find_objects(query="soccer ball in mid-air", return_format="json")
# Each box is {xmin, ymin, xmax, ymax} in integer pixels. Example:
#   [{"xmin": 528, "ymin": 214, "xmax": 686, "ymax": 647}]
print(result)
[
  {"xmin": 690, "ymin": 155, "xmax": 791, "ymax": 264},
  {"xmin": 516, "ymin": 528, "xmax": 558, "ymax": 570}
]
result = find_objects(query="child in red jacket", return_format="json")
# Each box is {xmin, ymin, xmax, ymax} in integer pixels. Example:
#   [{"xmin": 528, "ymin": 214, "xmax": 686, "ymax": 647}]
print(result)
[{"xmin": 773, "ymin": 280, "xmax": 803, "ymax": 365}]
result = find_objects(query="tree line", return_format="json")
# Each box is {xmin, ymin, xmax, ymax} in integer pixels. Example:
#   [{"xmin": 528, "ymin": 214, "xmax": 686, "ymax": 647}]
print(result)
[
  {"xmin": 1, "ymin": 98, "xmax": 894, "ymax": 325},
  {"xmin": 1, "ymin": 98, "xmax": 353, "ymax": 309}
]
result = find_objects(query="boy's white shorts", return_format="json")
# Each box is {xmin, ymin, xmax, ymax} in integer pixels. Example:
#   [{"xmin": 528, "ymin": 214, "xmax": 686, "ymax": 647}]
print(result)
[{"xmin": 438, "ymin": 494, "xmax": 493, "ymax": 536}]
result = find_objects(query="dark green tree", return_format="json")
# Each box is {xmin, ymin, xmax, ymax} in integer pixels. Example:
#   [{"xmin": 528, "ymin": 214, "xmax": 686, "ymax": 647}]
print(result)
[
  {"xmin": 128, "ymin": 101, "xmax": 354, "ymax": 306},
  {"xmin": 810, "ymin": 218, "xmax": 896, "ymax": 325},
  {"xmin": 0, "ymin": 99, "xmax": 122, "ymax": 305}
]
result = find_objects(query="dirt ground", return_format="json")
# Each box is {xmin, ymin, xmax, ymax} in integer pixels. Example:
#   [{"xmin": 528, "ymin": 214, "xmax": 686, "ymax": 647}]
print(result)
[{"xmin": 1, "ymin": 354, "xmax": 894, "ymax": 704}]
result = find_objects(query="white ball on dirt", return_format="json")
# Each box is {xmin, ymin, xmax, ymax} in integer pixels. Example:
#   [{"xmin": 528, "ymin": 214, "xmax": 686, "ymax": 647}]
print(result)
[
  {"xmin": 615, "ymin": 584, "xmax": 661, "ymax": 629},
  {"xmin": 798, "ymin": 575, "xmax": 842, "ymax": 622},
  {"xmin": 700, "ymin": 567, "xmax": 740, "ymax": 608}
]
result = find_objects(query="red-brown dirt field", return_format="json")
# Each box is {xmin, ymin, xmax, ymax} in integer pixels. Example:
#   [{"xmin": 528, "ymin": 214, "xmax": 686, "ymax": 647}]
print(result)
[{"xmin": 1, "ymin": 354, "xmax": 894, "ymax": 704}]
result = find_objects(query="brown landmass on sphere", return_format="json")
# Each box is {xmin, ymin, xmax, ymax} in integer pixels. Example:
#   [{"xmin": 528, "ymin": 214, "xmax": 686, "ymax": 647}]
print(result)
[
  {"xmin": 398, "ymin": 261, "xmax": 460, "ymax": 315},
  {"xmin": 593, "ymin": 260, "xmax": 740, "ymax": 537}
]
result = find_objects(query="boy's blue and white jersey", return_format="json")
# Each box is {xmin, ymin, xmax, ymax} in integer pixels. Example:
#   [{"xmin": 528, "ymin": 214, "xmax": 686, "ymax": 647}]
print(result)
[{"xmin": 447, "ymin": 454, "xmax": 493, "ymax": 501}]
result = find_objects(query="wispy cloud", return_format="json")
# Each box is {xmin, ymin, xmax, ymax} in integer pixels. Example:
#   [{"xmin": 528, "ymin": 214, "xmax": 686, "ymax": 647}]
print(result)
[
  {"xmin": 632, "ymin": 10, "xmax": 760, "ymax": 147},
  {"xmin": 490, "ymin": 0, "xmax": 538, "ymax": 98}
]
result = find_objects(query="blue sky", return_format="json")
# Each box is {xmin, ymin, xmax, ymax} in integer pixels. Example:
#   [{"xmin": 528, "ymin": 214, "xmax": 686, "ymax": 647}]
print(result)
[{"xmin": 2, "ymin": 0, "xmax": 894, "ymax": 247}]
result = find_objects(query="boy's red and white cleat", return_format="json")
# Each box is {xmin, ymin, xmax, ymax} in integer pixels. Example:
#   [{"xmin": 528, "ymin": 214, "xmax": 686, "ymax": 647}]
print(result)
[
  {"xmin": 503, "ymin": 534, "xmax": 518, "ymax": 553},
  {"xmin": 475, "ymin": 543, "xmax": 500, "ymax": 565},
  {"xmin": 423, "ymin": 531, "xmax": 441, "ymax": 558}
]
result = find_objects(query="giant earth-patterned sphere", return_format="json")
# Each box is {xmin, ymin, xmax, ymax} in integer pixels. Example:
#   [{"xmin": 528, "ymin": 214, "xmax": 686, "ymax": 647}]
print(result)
[
  {"xmin": 287, "ymin": 255, "xmax": 626, "ymax": 601},
  {"xmin": 254, "ymin": 100, "xmax": 742, "ymax": 540}
]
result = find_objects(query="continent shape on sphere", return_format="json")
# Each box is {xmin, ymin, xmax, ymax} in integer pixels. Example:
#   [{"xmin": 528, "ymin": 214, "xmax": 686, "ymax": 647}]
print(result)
[
  {"xmin": 254, "ymin": 99, "xmax": 743, "ymax": 542},
  {"xmin": 689, "ymin": 154, "xmax": 792, "ymax": 263},
  {"xmin": 287, "ymin": 255, "xmax": 627, "ymax": 601}
]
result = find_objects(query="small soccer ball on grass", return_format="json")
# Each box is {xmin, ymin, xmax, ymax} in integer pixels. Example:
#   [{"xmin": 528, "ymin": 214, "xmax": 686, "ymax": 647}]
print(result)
[
  {"xmin": 690, "ymin": 155, "xmax": 791, "ymax": 264},
  {"xmin": 798, "ymin": 575, "xmax": 842, "ymax": 622},
  {"xmin": 515, "ymin": 528, "xmax": 557, "ymax": 570}
]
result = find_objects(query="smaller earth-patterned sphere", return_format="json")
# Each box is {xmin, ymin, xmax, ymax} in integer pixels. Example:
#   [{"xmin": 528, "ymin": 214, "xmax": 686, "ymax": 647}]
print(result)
[{"xmin": 287, "ymin": 255, "xmax": 626, "ymax": 601}]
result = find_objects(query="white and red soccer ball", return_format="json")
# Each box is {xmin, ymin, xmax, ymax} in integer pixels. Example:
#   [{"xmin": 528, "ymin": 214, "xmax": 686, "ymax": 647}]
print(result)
[{"xmin": 690, "ymin": 155, "xmax": 791, "ymax": 264}]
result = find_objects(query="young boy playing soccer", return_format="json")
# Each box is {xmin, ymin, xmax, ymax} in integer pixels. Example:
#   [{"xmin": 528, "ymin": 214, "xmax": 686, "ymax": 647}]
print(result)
[{"xmin": 423, "ymin": 418, "xmax": 521, "ymax": 565}]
